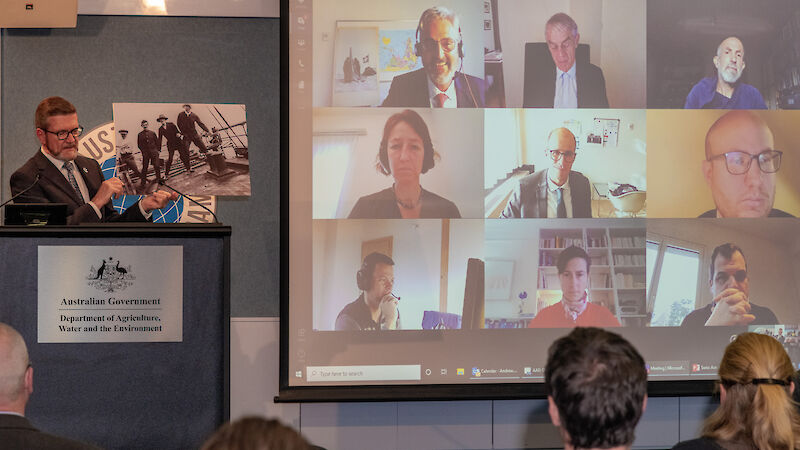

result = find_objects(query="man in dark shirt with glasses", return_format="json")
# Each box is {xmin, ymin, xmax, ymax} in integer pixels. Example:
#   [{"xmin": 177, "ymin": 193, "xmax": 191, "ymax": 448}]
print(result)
[
  {"xmin": 501, "ymin": 127, "xmax": 591, "ymax": 218},
  {"xmin": 9, "ymin": 96, "xmax": 177, "ymax": 224},
  {"xmin": 681, "ymin": 243, "xmax": 778, "ymax": 327},
  {"xmin": 699, "ymin": 110, "xmax": 793, "ymax": 218}
]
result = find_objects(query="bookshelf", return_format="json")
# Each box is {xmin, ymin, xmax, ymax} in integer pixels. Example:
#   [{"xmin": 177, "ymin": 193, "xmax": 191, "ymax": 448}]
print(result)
[{"xmin": 536, "ymin": 226, "xmax": 647, "ymax": 326}]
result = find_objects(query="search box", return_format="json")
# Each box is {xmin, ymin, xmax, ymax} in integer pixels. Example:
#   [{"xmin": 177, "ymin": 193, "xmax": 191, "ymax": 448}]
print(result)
[{"xmin": 306, "ymin": 365, "xmax": 420, "ymax": 382}]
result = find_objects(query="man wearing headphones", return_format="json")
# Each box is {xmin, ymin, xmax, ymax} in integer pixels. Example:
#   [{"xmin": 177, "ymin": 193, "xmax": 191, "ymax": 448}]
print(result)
[
  {"xmin": 381, "ymin": 6, "xmax": 488, "ymax": 108},
  {"xmin": 335, "ymin": 252, "xmax": 401, "ymax": 331}
]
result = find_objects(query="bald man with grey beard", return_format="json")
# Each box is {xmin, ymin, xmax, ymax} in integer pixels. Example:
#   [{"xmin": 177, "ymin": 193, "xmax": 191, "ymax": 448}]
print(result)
[
  {"xmin": 685, "ymin": 37, "xmax": 766, "ymax": 109},
  {"xmin": 0, "ymin": 323, "xmax": 100, "ymax": 449}
]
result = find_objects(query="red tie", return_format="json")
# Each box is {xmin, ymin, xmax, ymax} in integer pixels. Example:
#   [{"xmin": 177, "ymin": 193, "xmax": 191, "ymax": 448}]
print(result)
[{"xmin": 433, "ymin": 93, "xmax": 448, "ymax": 108}]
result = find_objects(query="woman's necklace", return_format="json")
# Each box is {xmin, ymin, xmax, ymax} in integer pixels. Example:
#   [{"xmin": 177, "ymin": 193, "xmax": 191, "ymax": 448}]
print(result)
[{"xmin": 393, "ymin": 185, "xmax": 421, "ymax": 209}]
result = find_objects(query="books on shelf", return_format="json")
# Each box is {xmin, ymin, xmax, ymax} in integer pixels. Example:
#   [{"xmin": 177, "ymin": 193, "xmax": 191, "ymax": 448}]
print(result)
[
  {"xmin": 612, "ymin": 254, "xmax": 645, "ymax": 266},
  {"xmin": 611, "ymin": 236, "xmax": 645, "ymax": 248},
  {"xmin": 539, "ymin": 236, "xmax": 583, "ymax": 249}
]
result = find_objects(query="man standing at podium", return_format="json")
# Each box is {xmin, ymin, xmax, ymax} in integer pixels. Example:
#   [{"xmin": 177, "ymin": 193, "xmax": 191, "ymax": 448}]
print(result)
[{"xmin": 9, "ymin": 96, "xmax": 177, "ymax": 224}]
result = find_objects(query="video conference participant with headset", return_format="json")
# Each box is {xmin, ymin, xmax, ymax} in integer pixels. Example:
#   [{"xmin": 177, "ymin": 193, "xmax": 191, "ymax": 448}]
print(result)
[
  {"xmin": 335, "ymin": 252, "xmax": 401, "ymax": 331},
  {"xmin": 380, "ymin": 6, "xmax": 488, "ymax": 108},
  {"xmin": 348, "ymin": 109, "xmax": 461, "ymax": 219}
]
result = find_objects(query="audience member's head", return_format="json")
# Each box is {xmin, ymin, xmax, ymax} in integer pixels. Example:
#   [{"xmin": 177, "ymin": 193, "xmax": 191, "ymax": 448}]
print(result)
[
  {"xmin": 0, "ymin": 322, "xmax": 33, "ymax": 415},
  {"xmin": 201, "ymin": 416, "xmax": 312, "ymax": 450},
  {"xmin": 703, "ymin": 332, "xmax": 800, "ymax": 449},
  {"xmin": 545, "ymin": 327, "xmax": 647, "ymax": 450},
  {"xmin": 702, "ymin": 110, "xmax": 780, "ymax": 218}
]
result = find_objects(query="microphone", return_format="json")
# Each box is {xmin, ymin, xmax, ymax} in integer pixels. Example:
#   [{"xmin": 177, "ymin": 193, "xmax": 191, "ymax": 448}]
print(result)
[
  {"xmin": 458, "ymin": 58, "xmax": 479, "ymax": 107},
  {"xmin": 0, "ymin": 172, "xmax": 42, "ymax": 209},
  {"xmin": 157, "ymin": 178, "xmax": 219, "ymax": 224}
]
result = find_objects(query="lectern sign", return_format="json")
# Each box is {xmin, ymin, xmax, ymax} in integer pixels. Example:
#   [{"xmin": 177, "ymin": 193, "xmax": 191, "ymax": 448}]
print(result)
[{"xmin": 38, "ymin": 246, "xmax": 183, "ymax": 343}]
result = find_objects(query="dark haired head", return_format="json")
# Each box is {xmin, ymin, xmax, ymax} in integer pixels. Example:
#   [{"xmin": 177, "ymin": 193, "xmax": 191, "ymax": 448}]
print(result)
[
  {"xmin": 545, "ymin": 327, "xmax": 647, "ymax": 449},
  {"xmin": 709, "ymin": 243, "xmax": 746, "ymax": 282},
  {"xmin": 377, "ymin": 109, "xmax": 436, "ymax": 176},
  {"xmin": 35, "ymin": 96, "xmax": 76, "ymax": 130},
  {"xmin": 556, "ymin": 246, "xmax": 590, "ymax": 274},
  {"xmin": 200, "ymin": 416, "xmax": 311, "ymax": 450},
  {"xmin": 363, "ymin": 252, "xmax": 394, "ymax": 270}
]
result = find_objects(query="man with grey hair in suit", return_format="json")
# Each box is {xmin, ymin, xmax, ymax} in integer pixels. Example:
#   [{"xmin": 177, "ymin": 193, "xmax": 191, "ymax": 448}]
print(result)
[
  {"xmin": 0, "ymin": 322, "xmax": 99, "ymax": 448},
  {"xmin": 501, "ymin": 127, "xmax": 592, "ymax": 218}
]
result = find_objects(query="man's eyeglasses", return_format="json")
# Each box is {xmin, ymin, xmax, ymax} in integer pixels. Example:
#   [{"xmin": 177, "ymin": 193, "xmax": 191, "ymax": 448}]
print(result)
[
  {"xmin": 43, "ymin": 126, "xmax": 84, "ymax": 141},
  {"xmin": 707, "ymin": 150, "xmax": 782, "ymax": 175},
  {"xmin": 419, "ymin": 37, "xmax": 458, "ymax": 54},
  {"xmin": 714, "ymin": 270, "xmax": 747, "ymax": 285},
  {"xmin": 549, "ymin": 149, "xmax": 576, "ymax": 161}
]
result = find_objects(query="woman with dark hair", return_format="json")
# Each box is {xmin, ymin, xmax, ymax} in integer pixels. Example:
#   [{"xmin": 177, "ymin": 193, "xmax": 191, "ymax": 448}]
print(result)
[
  {"xmin": 348, "ymin": 109, "xmax": 461, "ymax": 219},
  {"xmin": 673, "ymin": 332, "xmax": 800, "ymax": 450}
]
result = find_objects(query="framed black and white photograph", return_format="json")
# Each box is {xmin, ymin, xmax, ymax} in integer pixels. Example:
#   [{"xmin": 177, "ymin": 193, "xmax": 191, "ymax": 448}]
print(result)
[{"xmin": 112, "ymin": 102, "xmax": 250, "ymax": 196}]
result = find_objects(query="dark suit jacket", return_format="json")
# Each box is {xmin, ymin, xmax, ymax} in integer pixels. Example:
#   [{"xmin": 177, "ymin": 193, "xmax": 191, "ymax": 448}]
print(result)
[
  {"xmin": 0, "ymin": 414, "xmax": 100, "ymax": 450},
  {"xmin": 177, "ymin": 111, "xmax": 209, "ymax": 137},
  {"xmin": 381, "ymin": 68, "xmax": 487, "ymax": 107},
  {"xmin": 523, "ymin": 61, "xmax": 609, "ymax": 108},
  {"xmin": 158, "ymin": 122, "xmax": 182, "ymax": 149},
  {"xmin": 10, "ymin": 150, "xmax": 148, "ymax": 225},
  {"xmin": 500, "ymin": 169, "xmax": 592, "ymax": 218},
  {"xmin": 137, "ymin": 129, "xmax": 159, "ymax": 155}
]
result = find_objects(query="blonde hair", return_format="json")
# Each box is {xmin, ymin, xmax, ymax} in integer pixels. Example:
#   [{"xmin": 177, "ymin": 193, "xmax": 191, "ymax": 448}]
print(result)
[{"xmin": 703, "ymin": 332, "xmax": 800, "ymax": 449}]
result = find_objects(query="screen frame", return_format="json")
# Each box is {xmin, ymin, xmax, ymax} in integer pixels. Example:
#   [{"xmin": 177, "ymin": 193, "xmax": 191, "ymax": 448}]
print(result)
[{"xmin": 278, "ymin": 0, "xmax": 723, "ymax": 403}]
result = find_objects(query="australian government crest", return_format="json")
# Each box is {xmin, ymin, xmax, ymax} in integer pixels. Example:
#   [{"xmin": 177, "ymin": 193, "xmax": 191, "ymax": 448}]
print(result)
[{"xmin": 86, "ymin": 257, "xmax": 136, "ymax": 292}]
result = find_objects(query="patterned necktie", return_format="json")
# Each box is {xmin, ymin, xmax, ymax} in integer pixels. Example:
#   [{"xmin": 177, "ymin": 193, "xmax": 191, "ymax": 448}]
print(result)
[
  {"xmin": 62, "ymin": 161, "xmax": 85, "ymax": 205},
  {"xmin": 433, "ymin": 93, "xmax": 448, "ymax": 108},
  {"xmin": 557, "ymin": 188, "xmax": 567, "ymax": 218}
]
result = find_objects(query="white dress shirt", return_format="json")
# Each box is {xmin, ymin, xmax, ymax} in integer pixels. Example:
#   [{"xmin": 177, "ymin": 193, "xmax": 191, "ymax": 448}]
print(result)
[
  {"xmin": 427, "ymin": 77, "xmax": 458, "ymax": 108},
  {"xmin": 554, "ymin": 63, "xmax": 578, "ymax": 108}
]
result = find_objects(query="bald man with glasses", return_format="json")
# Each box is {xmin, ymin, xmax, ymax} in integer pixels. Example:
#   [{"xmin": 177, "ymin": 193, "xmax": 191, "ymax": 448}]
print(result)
[
  {"xmin": 699, "ymin": 110, "xmax": 792, "ymax": 218},
  {"xmin": 501, "ymin": 127, "xmax": 591, "ymax": 218}
]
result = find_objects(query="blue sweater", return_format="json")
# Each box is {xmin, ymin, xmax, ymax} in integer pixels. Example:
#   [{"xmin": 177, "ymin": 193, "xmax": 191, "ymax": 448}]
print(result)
[{"xmin": 684, "ymin": 77, "xmax": 766, "ymax": 109}]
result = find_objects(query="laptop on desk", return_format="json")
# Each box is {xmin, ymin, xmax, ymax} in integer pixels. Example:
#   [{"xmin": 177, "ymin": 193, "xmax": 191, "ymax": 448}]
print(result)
[{"xmin": 5, "ymin": 203, "xmax": 68, "ymax": 226}]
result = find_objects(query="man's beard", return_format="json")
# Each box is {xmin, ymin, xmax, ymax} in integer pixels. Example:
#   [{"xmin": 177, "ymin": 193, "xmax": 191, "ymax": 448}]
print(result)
[{"xmin": 720, "ymin": 66, "xmax": 742, "ymax": 84}]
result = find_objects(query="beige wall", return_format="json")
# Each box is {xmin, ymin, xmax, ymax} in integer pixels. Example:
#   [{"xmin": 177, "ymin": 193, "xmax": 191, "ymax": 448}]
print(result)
[
  {"xmin": 647, "ymin": 110, "xmax": 800, "ymax": 217},
  {"xmin": 497, "ymin": 0, "xmax": 646, "ymax": 107},
  {"xmin": 647, "ymin": 219, "xmax": 800, "ymax": 324}
]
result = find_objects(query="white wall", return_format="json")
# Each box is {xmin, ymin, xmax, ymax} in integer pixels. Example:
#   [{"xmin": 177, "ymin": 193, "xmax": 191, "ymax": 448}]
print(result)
[
  {"xmin": 484, "ymin": 220, "xmax": 540, "ymax": 318},
  {"xmin": 647, "ymin": 219, "xmax": 800, "ymax": 324},
  {"xmin": 313, "ymin": 219, "xmax": 443, "ymax": 330},
  {"xmin": 485, "ymin": 108, "xmax": 647, "ymax": 190},
  {"xmin": 313, "ymin": 108, "xmax": 484, "ymax": 218},
  {"xmin": 313, "ymin": 0, "xmax": 485, "ymax": 107},
  {"xmin": 496, "ymin": 0, "xmax": 646, "ymax": 107}
]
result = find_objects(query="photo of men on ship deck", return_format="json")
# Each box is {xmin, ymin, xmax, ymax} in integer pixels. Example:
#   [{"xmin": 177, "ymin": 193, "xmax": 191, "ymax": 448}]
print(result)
[{"xmin": 112, "ymin": 102, "xmax": 251, "ymax": 196}]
